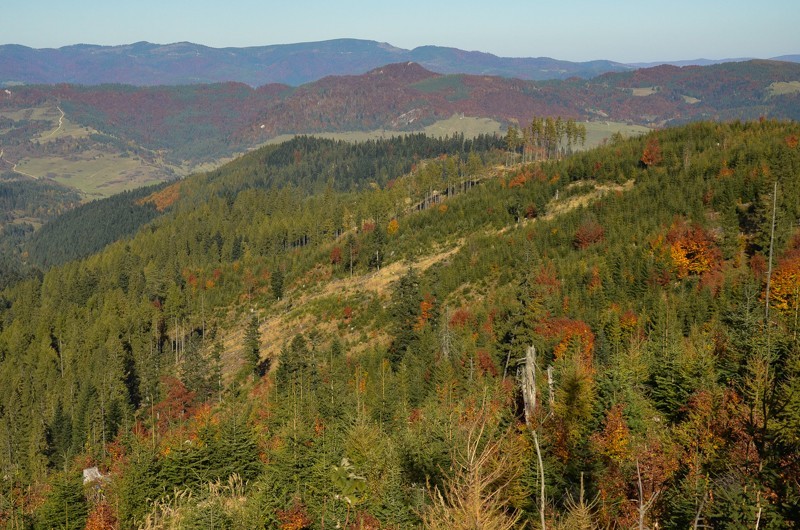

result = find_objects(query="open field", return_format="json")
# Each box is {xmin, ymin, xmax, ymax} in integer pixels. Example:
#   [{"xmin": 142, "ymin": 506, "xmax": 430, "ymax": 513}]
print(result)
[
  {"xmin": 264, "ymin": 115, "xmax": 504, "ymax": 145},
  {"xmin": 768, "ymin": 81, "xmax": 800, "ymax": 97},
  {"xmin": 1, "ymin": 102, "xmax": 181, "ymax": 198},
  {"xmin": 422, "ymin": 114, "xmax": 504, "ymax": 137},
  {"xmin": 265, "ymin": 117, "xmax": 644, "ymax": 151},
  {"xmin": 35, "ymin": 110, "xmax": 98, "ymax": 143},
  {"xmin": 631, "ymin": 86, "xmax": 660, "ymax": 96},
  {"xmin": 581, "ymin": 120, "xmax": 651, "ymax": 148},
  {"xmin": 15, "ymin": 152, "xmax": 169, "ymax": 199}
]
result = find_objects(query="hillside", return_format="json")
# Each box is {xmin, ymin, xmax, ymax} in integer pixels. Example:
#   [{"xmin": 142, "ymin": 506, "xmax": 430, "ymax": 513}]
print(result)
[
  {"xmin": 0, "ymin": 120, "xmax": 798, "ymax": 528},
  {"xmin": 3, "ymin": 59, "xmax": 798, "ymax": 186}
]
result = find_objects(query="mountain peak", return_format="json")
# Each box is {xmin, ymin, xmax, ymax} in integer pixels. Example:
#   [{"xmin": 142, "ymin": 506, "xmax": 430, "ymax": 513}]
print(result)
[{"xmin": 366, "ymin": 61, "xmax": 437, "ymax": 83}]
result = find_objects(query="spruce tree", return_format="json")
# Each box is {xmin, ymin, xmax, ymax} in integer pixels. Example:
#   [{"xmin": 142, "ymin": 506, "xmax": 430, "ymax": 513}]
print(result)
[
  {"xmin": 34, "ymin": 472, "xmax": 87, "ymax": 530},
  {"xmin": 244, "ymin": 314, "xmax": 261, "ymax": 376}
]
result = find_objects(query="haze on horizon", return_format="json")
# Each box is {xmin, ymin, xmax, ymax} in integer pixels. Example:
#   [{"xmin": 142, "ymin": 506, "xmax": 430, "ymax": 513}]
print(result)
[{"xmin": 5, "ymin": 0, "xmax": 798, "ymax": 63}]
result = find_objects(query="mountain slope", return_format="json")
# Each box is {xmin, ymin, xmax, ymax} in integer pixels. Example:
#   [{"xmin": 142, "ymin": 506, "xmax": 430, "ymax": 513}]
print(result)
[
  {"xmin": 1, "ymin": 121, "xmax": 799, "ymax": 528},
  {"xmin": 5, "ymin": 59, "xmax": 798, "ymax": 167}
]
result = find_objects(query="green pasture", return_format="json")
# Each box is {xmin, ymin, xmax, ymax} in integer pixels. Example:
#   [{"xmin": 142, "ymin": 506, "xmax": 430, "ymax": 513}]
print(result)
[{"xmin": 15, "ymin": 152, "xmax": 168, "ymax": 199}]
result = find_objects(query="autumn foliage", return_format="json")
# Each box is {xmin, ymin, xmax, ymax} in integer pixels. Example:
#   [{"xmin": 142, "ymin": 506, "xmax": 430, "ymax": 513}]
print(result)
[
  {"xmin": 330, "ymin": 245, "xmax": 342, "ymax": 265},
  {"xmin": 640, "ymin": 137, "xmax": 663, "ymax": 167},
  {"xmin": 414, "ymin": 294, "xmax": 436, "ymax": 331},
  {"xmin": 768, "ymin": 235, "xmax": 800, "ymax": 312},
  {"xmin": 136, "ymin": 182, "xmax": 182, "ymax": 211},
  {"xmin": 573, "ymin": 218, "xmax": 605, "ymax": 249},
  {"xmin": 536, "ymin": 317, "xmax": 595, "ymax": 366},
  {"xmin": 277, "ymin": 499, "xmax": 313, "ymax": 530},
  {"xmin": 666, "ymin": 219, "xmax": 721, "ymax": 278},
  {"xmin": 84, "ymin": 501, "xmax": 117, "ymax": 530}
]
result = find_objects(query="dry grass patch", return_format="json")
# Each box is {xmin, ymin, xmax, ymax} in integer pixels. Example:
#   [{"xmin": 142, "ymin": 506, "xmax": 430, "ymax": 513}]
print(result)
[{"xmin": 543, "ymin": 179, "xmax": 634, "ymax": 220}]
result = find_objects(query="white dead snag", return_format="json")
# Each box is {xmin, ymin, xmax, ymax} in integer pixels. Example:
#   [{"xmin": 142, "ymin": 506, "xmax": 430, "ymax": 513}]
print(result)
[
  {"xmin": 522, "ymin": 345, "xmax": 538, "ymax": 426},
  {"xmin": 521, "ymin": 345, "xmax": 548, "ymax": 530},
  {"xmin": 636, "ymin": 459, "xmax": 660, "ymax": 530}
]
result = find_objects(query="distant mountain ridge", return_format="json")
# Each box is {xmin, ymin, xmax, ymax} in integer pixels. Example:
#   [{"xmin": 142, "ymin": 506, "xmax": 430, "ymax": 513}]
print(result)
[
  {"xmin": 3, "ymin": 59, "xmax": 799, "ymax": 167},
  {"xmin": 2, "ymin": 39, "xmax": 634, "ymax": 86}
]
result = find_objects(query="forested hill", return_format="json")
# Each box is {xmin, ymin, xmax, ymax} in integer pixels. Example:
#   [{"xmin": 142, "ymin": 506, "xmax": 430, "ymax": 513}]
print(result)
[
  {"xmin": 4, "ymin": 59, "xmax": 799, "ymax": 167},
  {"xmin": 1, "ymin": 120, "xmax": 799, "ymax": 528},
  {"xmin": 24, "ymin": 133, "xmax": 502, "ymax": 268}
]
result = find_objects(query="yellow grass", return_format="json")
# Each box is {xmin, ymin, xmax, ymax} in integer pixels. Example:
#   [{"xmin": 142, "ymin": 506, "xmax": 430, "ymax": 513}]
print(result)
[
  {"xmin": 219, "ymin": 243, "xmax": 463, "ymax": 378},
  {"xmin": 631, "ymin": 87, "xmax": 659, "ymax": 96},
  {"xmin": 542, "ymin": 179, "xmax": 634, "ymax": 220},
  {"xmin": 768, "ymin": 81, "xmax": 800, "ymax": 97}
]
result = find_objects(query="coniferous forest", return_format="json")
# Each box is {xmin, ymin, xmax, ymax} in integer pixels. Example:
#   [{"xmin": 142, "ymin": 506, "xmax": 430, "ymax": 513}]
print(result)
[{"xmin": 1, "ymin": 120, "xmax": 799, "ymax": 529}]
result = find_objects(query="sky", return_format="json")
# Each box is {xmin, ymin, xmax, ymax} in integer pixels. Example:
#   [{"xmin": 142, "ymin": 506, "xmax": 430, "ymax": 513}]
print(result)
[{"xmin": 4, "ymin": 0, "xmax": 798, "ymax": 63}]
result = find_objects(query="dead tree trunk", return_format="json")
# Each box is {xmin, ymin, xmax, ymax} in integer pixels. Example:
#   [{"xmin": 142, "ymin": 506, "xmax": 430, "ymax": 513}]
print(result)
[{"xmin": 521, "ymin": 345, "xmax": 548, "ymax": 530}]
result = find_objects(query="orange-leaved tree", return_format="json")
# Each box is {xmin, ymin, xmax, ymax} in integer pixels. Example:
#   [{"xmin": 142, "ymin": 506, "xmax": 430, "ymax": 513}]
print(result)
[
  {"xmin": 666, "ymin": 219, "xmax": 721, "ymax": 278},
  {"xmin": 641, "ymin": 137, "xmax": 663, "ymax": 167},
  {"xmin": 768, "ymin": 236, "xmax": 800, "ymax": 312}
]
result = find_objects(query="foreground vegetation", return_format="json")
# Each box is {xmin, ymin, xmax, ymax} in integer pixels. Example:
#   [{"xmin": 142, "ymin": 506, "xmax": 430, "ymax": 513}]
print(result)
[{"xmin": 1, "ymin": 120, "xmax": 799, "ymax": 529}]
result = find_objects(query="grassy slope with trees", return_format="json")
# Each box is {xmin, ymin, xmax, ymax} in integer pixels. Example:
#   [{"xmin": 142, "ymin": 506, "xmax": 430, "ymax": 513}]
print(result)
[{"xmin": 0, "ymin": 121, "xmax": 799, "ymax": 529}]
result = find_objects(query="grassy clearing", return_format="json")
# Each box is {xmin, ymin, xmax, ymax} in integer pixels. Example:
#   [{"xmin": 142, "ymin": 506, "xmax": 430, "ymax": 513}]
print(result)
[
  {"xmin": 1, "ymin": 106, "xmax": 54, "ymax": 122},
  {"xmin": 221, "ymin": 242, "xmax": 463, "ymax": 370},
  {"xmin": 631, "ymin": 87, "xmax": 660, "ymax": 96},
  {"xmin": 2, "ymin": 102, "xmax": 178, "ymax": 198},
  {"xmin": 36, "ymin": 115, "xmax": 97, "ymax": 143},
  {"xmin": 542, "ymin": 179, "xmax": 635, "ymax": 220},
  {"xmin": 423, "ymin": 114, "xmax": 503, "ymax": 137},
  {"xmin": 264, "ymin": 115, "xmax": 504, "ymax": 145},
  {"xmin": 15, "ymin": 153, "xmax": 167, "ymax": 199},
  {"xmin": 581, "ymin": 121, "xmax": 650, "ymax": 149},
  {"xmin": 767, "ymin": 81, "xmax": 800, "ymax": 97}
]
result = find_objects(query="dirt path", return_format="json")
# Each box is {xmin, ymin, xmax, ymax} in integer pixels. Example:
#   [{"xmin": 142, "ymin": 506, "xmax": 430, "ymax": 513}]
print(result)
[
  {"xmin": 43, "ymin": 106, "xmax": 65, "ymax": 138},
  {"xmin": 0, "ymin": 149, "xmax": 38, "ymax": 179}
]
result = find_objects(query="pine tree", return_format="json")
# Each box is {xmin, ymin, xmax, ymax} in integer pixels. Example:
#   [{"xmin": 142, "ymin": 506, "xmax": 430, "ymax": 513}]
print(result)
[
  {"xmin": 271, "ymin": 268, "xmax": 284, "ymax": 300},
  {"xmin": 388, "ymin": 269, "xmax": 422, "ymax": 366},
  {"xmin": 244, "ymin": 313, "xmax": 261, "ymax": 376},
  {"xmin": 34, "ymin": 472, "xmax": 88, "ymax": 530}
]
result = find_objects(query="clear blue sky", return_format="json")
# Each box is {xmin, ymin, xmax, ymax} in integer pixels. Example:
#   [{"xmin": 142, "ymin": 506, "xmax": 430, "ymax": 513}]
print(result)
[{"xmin": 4, "ymin": 0, "xmax": 797, "ymax": 62}]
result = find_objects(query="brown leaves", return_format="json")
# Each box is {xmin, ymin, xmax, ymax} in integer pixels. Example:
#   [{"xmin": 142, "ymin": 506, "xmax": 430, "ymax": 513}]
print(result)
[
  {"xmin": 535, "ymin": 317, "xmax": 595, "ymax": 367},
  {"xmin": 641, "ymin": 137, "xmax": 663, "ymax": 167},
  {"xmin": 277, "ymin": 499, "xmax": 313, "ymax": 530},
  {"xmin": 573, "ymin": 218, "xmax": 605, "ymax": 250},
  {"xmin": 84, "ymin": 501, "xmax": 117, "ymax": 530}
]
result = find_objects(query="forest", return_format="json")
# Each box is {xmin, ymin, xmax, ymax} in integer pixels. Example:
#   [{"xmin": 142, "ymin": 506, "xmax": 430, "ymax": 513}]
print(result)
[{"xmin": 0, "ymin": 119, "xmax": 799, "ymax": 529}]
